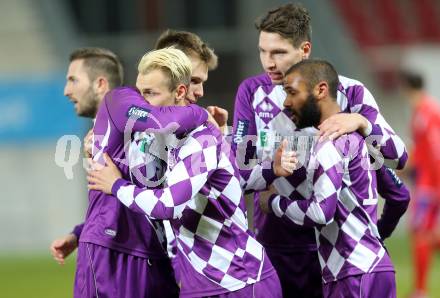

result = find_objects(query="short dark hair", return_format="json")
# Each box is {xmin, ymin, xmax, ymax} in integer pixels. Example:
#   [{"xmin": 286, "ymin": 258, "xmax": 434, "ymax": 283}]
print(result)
[
  {"xmin": 69, "ymin": 47, "xmax": 124, "ymax": 89},
  {"xmin": 155, "ymin": 29, "xmax": 218, "ymax": 70},
  {"xmin": 399, "ymin": 69, "xmax": 424, "ymax": 90},
  {"xmin": 286, "ymin": 59, "xmax": 339, "ymax": 99},
  {"xmin": 255, "ymin": 3, "xmax": 312, "ymax": 48}
]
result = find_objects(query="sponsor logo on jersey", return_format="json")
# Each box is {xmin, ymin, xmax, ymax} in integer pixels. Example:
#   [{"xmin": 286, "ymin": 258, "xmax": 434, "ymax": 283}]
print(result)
[
  {"xmin": 258, "ymin": 111, "xmax": 275, "ymax": 118},
  {"xmin": 139, "ymin": 134, "xmax": 154, "ymax": 153},
  {"xmin": 256, "ymin": 98, "xmax": 281, "ymax": 124},
  {"xmin": 127, "ymin": 105, "xmax": 150, "ymax": 122},
  {"xmin": 258, "ymin": 101, "xmax": 275, "ymax": 119},
  {"xmin": 233, "ymin": 119, "xmax": 249, "ymax": 144}
]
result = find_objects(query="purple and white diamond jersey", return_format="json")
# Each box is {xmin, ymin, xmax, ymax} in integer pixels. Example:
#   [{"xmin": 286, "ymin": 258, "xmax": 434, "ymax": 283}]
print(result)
[
  {"xmin": 233, "ymin": 73, "xmax": 408, "ymax": 195},
  {"xmin": 81, "ymin": 86, "xmax": 208, "ymax": 258},
  {"xmin": 232, "ymin": 73, "xmax": 408, "ymax": 250},
  {"xmin": 111, "ymin": 122, "xmax": 274, "ymax": 294},
  {"xmin": 127, "ymin": 131, "xmax": 179, "ymax": 263},
  {"xmin": 269, "ymin": 132, "xmax": 395, "ymax": 283}
]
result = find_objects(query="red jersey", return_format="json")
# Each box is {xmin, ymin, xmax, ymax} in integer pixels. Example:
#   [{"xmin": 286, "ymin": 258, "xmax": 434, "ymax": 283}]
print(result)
[{"xmin": 411, "ymin": 94, "xmax": 440, "ymax": 198}]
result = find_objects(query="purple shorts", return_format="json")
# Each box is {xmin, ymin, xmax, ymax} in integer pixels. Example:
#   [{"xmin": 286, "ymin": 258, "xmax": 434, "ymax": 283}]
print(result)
[
  {"xmin": 323, "ymin": 271, "xmax": 396, "ymax": 298},
  {"xmin": 74, "ymin": 242, "xmax": 179, "ymax": 298},
  {"xmin": 266, "ymin": 249, "xmax": 322, "ymax": 298}
]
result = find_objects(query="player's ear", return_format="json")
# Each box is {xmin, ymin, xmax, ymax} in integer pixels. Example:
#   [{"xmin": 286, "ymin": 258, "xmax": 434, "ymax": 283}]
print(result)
[
  {"xmin": 174, "ymin": 84, "xmax": 188, "ymax": 103},
  {"xmin": 300, "ymin": 41, "xmax": 312, "ymax": 60},
  {"xmin": 314, "ymin": 81, "xmax": 328, "ymax": 100},
  {"xmin": 94, "ymin": 76, "xmax": 109, "ymax": 95}
]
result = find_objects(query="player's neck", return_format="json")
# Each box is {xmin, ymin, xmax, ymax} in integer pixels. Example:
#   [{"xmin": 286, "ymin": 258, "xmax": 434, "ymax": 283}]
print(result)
[
  {"xmin": 91, "ymin": 92, "xmax": 108, "ymax": 118},
  {"xmin": 319, "ymin": 100, "xmax": 341, "ymax": 125}
]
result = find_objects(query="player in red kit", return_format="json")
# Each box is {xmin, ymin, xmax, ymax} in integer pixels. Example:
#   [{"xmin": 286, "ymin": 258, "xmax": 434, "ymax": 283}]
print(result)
[{"xmin": 401, "ymin": 70, "xmax": 440, "ymax": 298}]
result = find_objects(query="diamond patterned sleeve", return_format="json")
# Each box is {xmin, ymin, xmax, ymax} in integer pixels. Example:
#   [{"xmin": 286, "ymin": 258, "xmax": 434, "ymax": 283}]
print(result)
[
  {"xmin": 348, "ymin": 85, "xmax": 407, "ymax": 169},
  {"xmin": 232, "ymin": 80, "xmax": 275, "ymax": 192},
  {"xmin": 270, "ymin": 141, "xmax": 343, "ymax": 227},
  {"xmin": 111, "ymin": 134, "xmax": 218, "ymax": 219}
]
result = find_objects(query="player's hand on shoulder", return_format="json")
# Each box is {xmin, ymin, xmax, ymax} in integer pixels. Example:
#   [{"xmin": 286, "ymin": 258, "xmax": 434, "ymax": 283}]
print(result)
[
  {"xmin": 206, "ymin": 110, "xmax": 220, "ymax": 129},
  {"xmin": 49, "ymin": 233, "xmax": 78, "ymax": 265},
  {"xmin": 318, "ymin": 113, "xmax": 369, "ymax": 141},
  {"xmin": 207, "ymin": 105, "xmax": 229, "ymax": 134}
]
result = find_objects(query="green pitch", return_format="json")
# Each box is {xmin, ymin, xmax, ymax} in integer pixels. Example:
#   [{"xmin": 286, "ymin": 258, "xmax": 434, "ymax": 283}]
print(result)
[
  {"xmin": 0, "ymin": 253, "xmax": 76, "ymax": 297},
  {"xmin": 386, "ymin": 233, "xmax": 440, "ymax": 298},
  {"xmin": 0, "ymin": 234, "xmax": 439, "ymax": 297}
]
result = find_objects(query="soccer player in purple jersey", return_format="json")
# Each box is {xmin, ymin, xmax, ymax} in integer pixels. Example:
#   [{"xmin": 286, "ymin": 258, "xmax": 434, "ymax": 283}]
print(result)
[
  {"xmin": 232, "ymin": 3, "xmax": 409, "ymax": 297},
  {"xmin": 50, "ymin": 48, "xmax": 123, "ymax": 265},
  {"xmin": 261, "ymin": 59, "xmax": 398, "ymax": 297},
  {"xmin": 69, "ymin": 48, "xmax": 212, "ymax": 297},
  {"xmin": 88, "ymin": 48, "xmax": 282, "ymax": 298},
  {"xmin": 55, "ymin": 31, "xmax": 221, "ymax": 292},
  {"xmin": 154, "ymin": 29, "xmax": 223, "ymax": 284}
]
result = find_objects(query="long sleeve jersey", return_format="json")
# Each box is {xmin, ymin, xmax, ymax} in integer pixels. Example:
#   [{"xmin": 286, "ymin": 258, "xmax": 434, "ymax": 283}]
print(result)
[
  {"xmin": 232, "ymin": 73, "xmax": 408, "ymax": 251},
  {"xmin": 111, "ymin": 122, "xmax": 275, "ymax": 296},
  {"xmin": 269, "ymin": 132, "xmax": 395, "ymax": 283},
  {"xmin": 80, "ymin": 87, "xmax": 208, "ymax": 258}
]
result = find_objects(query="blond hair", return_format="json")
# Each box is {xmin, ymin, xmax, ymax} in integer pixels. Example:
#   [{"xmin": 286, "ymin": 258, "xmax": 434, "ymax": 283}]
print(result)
[{"xmin": 137, "ymin": 48, "xmax": 192, "ymax": 91}]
